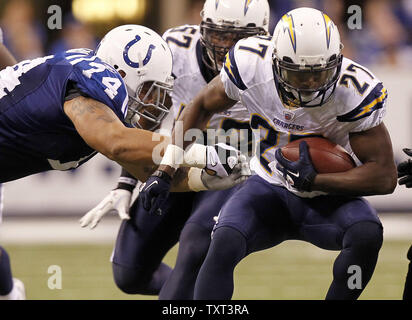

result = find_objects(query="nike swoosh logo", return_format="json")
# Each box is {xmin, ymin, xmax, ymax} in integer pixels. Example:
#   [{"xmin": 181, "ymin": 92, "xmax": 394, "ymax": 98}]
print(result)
[
  {"xmin": 146, "ymin": 181, "xmax": 159, "ymax": 190},
  {"xmin": 288, "ymin": 171, "xmax": 300, "ymax": 178}
]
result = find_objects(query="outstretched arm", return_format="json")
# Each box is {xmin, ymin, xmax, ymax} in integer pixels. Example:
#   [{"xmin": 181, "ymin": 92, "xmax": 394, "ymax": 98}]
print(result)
[
  {"xmin": 63, "ymin": 96, "xmax": 167, "ymax": 181},
  {"xmin": 64, "ymin": 96, "xmax": 242, "ymax": 193}
]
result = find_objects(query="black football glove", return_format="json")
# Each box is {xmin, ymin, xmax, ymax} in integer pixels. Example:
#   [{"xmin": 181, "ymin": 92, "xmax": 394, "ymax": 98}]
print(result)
[
  {"xmin": 275, "ymin": 141, "xmax": 317, "ymax": 192},
  {"xmin": 139, "ymin": 170, "xmax": 172, "ymax": 215},
  {"xmin": 398, "ymin": 148, "xmax": 412, "ymax": 188}
]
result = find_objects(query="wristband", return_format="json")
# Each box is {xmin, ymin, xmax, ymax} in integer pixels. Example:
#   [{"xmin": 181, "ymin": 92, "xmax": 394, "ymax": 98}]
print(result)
[
  {"xmin": 118, "ymin": 176, "xmax": 138, "ymax": 186},
  {"xmin": 116, "ymin": 183, "xmax": 136, "ymax": 193},
  {"xmin": 183, "ymin": 144, "xmax": 207, "ymax": 168},
  {"xmin": 187, "ymin": 167, "xmax": 207, "ymax": 192},
  {"xmin": 160, "ymin": 144, "xmax": 184, "ymax": 170},
  {"xmin": 161, "ymin": 143, "xmax": 208, "ymax": 170},
  {"xmin": 116, "ymin": 176, "xmax": 138, "ymax": 192}
]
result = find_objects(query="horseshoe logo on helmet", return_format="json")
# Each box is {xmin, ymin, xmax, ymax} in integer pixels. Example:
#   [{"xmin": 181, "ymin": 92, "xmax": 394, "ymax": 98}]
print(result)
[{"xmin": 123, "ymin": 35, "xmax": 156, "ymax": 68}]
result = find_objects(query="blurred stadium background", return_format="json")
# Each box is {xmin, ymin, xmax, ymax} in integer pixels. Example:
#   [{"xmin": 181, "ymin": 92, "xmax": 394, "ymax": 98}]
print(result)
[{"xmin": 0, "ymin": 0, "xmax": 412, "ymax": 299}]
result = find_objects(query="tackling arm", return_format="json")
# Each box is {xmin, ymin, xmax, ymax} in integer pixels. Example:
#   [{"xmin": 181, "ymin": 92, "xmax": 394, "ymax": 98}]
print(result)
[
  {"xmin": 63, "ymin": 96, "xmax": 167, "ymax": 181},
  {"xmin": 312, "ymin": 123, "xmax": 397, "ymax": 196},
  {"xmin": 64, "ymin": 96, "xmax": 240, "ymax": 193}
]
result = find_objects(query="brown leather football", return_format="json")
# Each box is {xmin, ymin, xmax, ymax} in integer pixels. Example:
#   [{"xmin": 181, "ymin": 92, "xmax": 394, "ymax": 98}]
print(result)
[{"xmin": 280, "ymin": 137, "xmax": 356, "ymax": 173}]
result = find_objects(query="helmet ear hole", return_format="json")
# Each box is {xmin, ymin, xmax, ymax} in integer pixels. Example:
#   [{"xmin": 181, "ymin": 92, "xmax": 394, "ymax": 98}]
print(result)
[
  {"xmin": 328, "ymin": 54, "xmax": 337, "ymax": 62},
  {"xmin": 282, "ymin": 56, "xmax": 294, "ymax": 63},
  {"xmin": 113, "ymin": 65, "xmax": 127, "ymax": 78}
]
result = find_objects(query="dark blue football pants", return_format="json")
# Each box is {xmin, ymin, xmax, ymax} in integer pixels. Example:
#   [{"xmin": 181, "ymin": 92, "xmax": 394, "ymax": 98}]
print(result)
[{"xmin": 194, "ymin": 175, "xmax": 383, "ymax": 300}]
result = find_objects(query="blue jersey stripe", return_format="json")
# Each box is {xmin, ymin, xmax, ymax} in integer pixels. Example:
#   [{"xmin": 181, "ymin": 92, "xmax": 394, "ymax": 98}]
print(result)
[
  {"xmin": 336, "ymin": 83, "xmax": 387, "ymax": 122},
  {"xmin": 223, "ymin": 47, "xmax": 247, "ymax": 91}
]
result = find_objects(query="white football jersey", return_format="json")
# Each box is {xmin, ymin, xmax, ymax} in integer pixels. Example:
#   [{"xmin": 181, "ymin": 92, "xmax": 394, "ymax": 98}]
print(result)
[
  {"xmin": 162, "ymin": 25, "xmax": 251, "ymax": 147},
  {"xmin": 221, "ymin": 35, "xmax": 388, "ymax": 197},
  {"xmin": 0, "ymin": 27, "xmax": 3, "ymax": 44}
]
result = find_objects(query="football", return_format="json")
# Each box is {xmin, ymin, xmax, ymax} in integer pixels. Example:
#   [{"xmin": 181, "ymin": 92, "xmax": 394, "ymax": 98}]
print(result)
[{"xmin": 280, "ymin": 137, "xmax": 356, "ymax": 173}]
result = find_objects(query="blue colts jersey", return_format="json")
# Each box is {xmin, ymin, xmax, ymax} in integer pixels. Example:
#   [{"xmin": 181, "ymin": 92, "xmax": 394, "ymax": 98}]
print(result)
[{"xmin": 0, "ymin": 49, "xmax": 129, "ymax": 182}]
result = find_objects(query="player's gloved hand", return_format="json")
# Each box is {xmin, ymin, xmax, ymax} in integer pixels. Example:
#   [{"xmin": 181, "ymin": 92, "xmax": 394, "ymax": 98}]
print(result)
[
  {"xmin": 79, "ymin": 189, "xmax": 131, "ymax": 229},
  {"xmin": 201, "ymin": 154, "xmax": 251, "ymax": 190},
  {"xmin": 204, "ymin": 143, "xmax": 242, "ymax": 177},
  {"xmin": 275, "ymin": 141, "xmax": 317, "ymax": 192},
  {"xmin": 397, "ymin": 148, "xmax": 412, "ymax": 188},
  {"xmin": 139, "ymin": 170, "xmax": 172, "ymax": 216}
]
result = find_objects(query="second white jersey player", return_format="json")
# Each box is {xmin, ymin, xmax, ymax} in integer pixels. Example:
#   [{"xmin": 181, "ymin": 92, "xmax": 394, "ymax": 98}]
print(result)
[{"xmin": 163, "ymin": 25, "xmax": 252, "ymax": 149}]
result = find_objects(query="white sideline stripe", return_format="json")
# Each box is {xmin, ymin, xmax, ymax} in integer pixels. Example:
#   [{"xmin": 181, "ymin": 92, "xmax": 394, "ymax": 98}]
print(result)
[
  {"xmin": 0, "ymin": 213, "xmax": 411, "ymax": 244},
  {"xmin": 379, "ymin": 213, "xmax": 412, "ymax": 240},
  {"xmin": 0, "ymin": 217, "xmax": 122, "ymax": 244}
]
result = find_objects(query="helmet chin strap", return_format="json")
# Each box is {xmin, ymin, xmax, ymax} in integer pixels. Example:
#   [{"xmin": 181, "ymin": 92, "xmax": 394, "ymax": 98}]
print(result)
[
  {"xmin": 131, "ymin": 114, "xmax": 141, "ymax": 126},
  {"xmin": 126, "ymin": 109, "xmax": 141, "ymax": 127},
  {"xmin": 206, "ymin": 48, "xmax": 222, "ymax": 72}
]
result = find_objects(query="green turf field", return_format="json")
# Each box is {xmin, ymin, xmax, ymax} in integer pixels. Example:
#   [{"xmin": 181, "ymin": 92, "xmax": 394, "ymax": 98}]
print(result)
[{"xmin": 3, "ymin": 239, "xmax": 410, "ymax": 300}]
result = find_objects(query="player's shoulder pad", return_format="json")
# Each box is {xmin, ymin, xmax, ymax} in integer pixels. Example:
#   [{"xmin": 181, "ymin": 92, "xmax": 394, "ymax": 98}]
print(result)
[
  {"xmin": 163, "ymin": 25, "xmax": 200, "ymax": 78},
  {"xmin": 162, "ymin": 25, "xmax": 200, "ymax": 51},
  {"xmin": 223, "ymin": 35, "xmax": 273, "ymax": 91},
  {"xmin": 66, "ymin": 49, "xmax": 129, "ymax": 119},
  {"xmin": 335, "ymin": 57, "xmax": 387, "ymax": 122}
]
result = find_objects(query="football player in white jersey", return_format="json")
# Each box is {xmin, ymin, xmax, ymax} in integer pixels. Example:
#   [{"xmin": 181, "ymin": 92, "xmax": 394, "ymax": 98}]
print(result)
[
  {"xmin": 143, "ymin": 7, "xmax": 397, "ymax": 299},
  {"xmin": 81, "ymin": 0, "xmax": 269, "ymax": 298},
  {"xmin": 0, "ymin": 27, "xmax": 26, "ymax": 300}
]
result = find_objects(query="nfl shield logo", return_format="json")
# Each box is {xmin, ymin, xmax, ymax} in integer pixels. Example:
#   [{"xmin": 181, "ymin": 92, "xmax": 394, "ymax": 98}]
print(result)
[{"xmin": 284, "ymin": 112, "xmax": 293, "ymax": 121}]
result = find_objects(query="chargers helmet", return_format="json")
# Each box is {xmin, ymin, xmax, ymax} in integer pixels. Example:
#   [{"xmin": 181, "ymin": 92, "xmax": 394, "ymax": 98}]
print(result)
[
  {"xmin": 200, "ymin": 0, "xmax": 270, "ymax": 74},
  {"xmin": 272, "ymin": 7, "xmax": 343, "ymax": 108},
  {"xmin": 95, "ymin": 25, "xmax": 174, "ymax": 130}
]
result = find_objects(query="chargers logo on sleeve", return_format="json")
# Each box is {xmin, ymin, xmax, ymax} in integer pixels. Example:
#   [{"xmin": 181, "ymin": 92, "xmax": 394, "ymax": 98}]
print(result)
[
  {"xmin": 223, "ymin": 48, "xmax": 247, "ymax": 90},
  {"xmin": 337, "ymin": 83, "xmax": 388, "ymax": 122}
]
